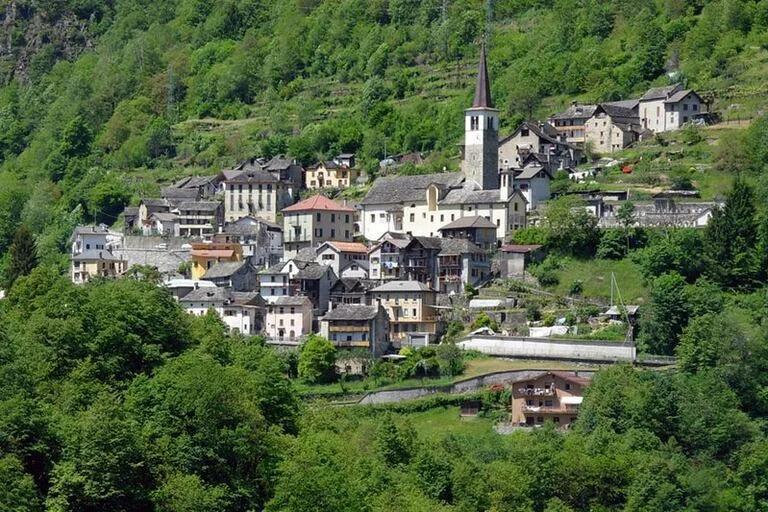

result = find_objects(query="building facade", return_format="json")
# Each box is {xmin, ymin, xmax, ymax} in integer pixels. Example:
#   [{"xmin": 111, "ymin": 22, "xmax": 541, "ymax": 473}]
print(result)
[
  {"xmin": 510, "ymin": 371, "xmax": 589, "ymax": 428},
  {"xmin": 282, "ymin": 195, "xmax": 356, "ymax": 257},
  {"xmin": 264, "ymin": 296, "xmax": 313, "ymax": 341},
  {"xmin": 319, "ymin": 304, "xmax": 389, "ymax": 356},
  {"xmin": 370, "ymin": 281, "xmax": 439, "ymax": 347}
]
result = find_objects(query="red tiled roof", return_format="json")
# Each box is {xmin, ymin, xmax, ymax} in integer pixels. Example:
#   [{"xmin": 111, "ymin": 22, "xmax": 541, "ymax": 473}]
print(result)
[
  {"xmin": 326, "ymin": 241, "xmax": 369, "ymax": 253},
  {"xmin": 282, "ymin": 195, "xmax": 356, "ymax": 213},
  {"xmin": 190, "ymin": 249, "xmax": 235, "ymax": 258},
  {"xmin": 500, "ymin": 244, "xmax": 543, "ymax": 253}
]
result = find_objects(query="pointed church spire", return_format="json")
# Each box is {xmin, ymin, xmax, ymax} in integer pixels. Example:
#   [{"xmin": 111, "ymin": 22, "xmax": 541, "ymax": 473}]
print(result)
[{"xmin": 472, "ymin": 43, "xmax": 493, "ymax": 108}]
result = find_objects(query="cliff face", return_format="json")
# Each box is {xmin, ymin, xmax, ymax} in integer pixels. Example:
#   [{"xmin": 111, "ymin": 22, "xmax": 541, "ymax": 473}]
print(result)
[{"xmin": 0, "ymin": 0, "xmax": 99, "ymax": 84}]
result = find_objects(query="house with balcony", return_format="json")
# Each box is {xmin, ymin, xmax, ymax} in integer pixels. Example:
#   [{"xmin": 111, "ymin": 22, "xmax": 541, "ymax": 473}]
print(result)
[
  {"xmin": 438, "ymin": 215, "xmax": 498, "ymax": 251},
  {"xmin": 258, "ymin": 262, "xmax": 292, "ymax": 302},
  {"xmin": 281, "ymin": 195, "xmax": 356, "ymax": 258},
  {"xmin": 189, "ymin": 242, "xmax": 242, "ymax": 280},
  {"xmin": 177, "ymin": 201, "xmax": 223, "ymax": 238},
  {"xmin": 328, "ymin": 278, "xmax": 376, "ymax": 309},
  {"xmin": 180, "ymin": 287, "xmax": 265, "ymax": 335},
  {"xmin": 264, "ymin": 295, "xmax": 313, "ymax": 341},
  {"xmin": 510, "ymin": 371, "xmax": 590, "ymax": 428},
  {"xmin": 319, "ymin": 303, "xmax": 390, "ymax": 357},
  {"xmin": 548, "ymin": 102, "xmax": 598, "ymax": 146},
  {"xmin": 368, "ymin": 232, "xmax": 411, "ymax": 281},
  {"xmin": 437, "ymin": 238, "xmax": 489, "ymax": 294},
  {"xmin": 370, "ymin": 280, "xmax": 439, "ymax": 347}
]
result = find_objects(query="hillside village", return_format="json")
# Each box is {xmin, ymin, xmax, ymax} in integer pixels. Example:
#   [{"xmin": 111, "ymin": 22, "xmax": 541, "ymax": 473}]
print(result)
[{"xmin": 67, "ymin": 48, "xmax": 716, "ymax": 373}]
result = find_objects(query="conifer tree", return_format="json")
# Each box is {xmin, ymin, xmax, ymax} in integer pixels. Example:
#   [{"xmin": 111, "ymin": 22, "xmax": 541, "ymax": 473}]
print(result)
[
  {"xmin": 4, "ymin": 225, "xmax": 38, "ymax": 289},
  {"xmin": 703, "ymin": 178, "xmax": 759, "ymax": 289}
]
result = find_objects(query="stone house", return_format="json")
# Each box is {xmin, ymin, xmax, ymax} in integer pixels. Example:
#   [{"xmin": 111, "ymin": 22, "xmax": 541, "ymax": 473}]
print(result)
[
  {"xmin": 510, "ymin": 371, "xmax": 590, "ymax": 428},
  {"xmin": 369, "ymin": 280, "xmax": 439, "ymax": 347},
  {"xmin": 281, "ymin": 195, "xmax": 356, "ymax": 258},
  {"xmin": 584, "ymin": 104, "xmax": 644, "ymax": 154},
  {"xmin": 147, "ymin": 212, "xmax": 179, "ymax": 237},
  {"xmin": 215, "ymin": 216, "xmax": 283, "ymax": 267},
  {"xmin": 498, "ymin": 121, "xmax": 582, "ymax": 172},
  {"xmin": 177, "ymin": 201, "xmax": 224, "ymax": 239},
  {"xmin": 138, "ymin": 198, "xmax": 170, "ymax": 226},
  {"xmin": 319, "ymin": 303, "xmax": 390, "ymax": 357},
  {"xmin": 328, "ymin": 278, "xmax": 376, "ymax": 309},
  {"xmin": 548, "ymin": 102, "xmax": 598, "ymax": 146},
  {"xmin": 293, "ymin": 263, "xmax": 337, "ymax": 315},
  {"xmin": 202, "ymin": 260, "xmax": 257, "ymax": 291},
  {"xmin": 438, "ymin": 215, "xmax": 498, "ymax": 251},
  {"xmin": 497, "ymin": 244, "xmax": 545, "ymax": 277},
  {"xmin": 437, "ymin": 238, "xmax": 490, "ymax": 294}
]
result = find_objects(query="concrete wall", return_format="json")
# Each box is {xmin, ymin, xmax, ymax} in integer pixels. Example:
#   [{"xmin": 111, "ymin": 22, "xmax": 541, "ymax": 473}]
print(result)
[{"xmin": 457, "ymin": 335, "xmax": 635, "ymax": 362}]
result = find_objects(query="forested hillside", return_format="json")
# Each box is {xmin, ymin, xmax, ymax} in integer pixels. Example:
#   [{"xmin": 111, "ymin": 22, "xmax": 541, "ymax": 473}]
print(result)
[{"xmin": 2, "ymin": 0, "xmax": 768, "ymax": 271}]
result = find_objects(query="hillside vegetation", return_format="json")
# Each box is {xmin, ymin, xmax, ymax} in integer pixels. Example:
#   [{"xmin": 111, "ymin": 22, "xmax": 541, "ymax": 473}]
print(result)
[{"xmin": 2, "ymin": 0, "xmax": 768, "ymax": 272}]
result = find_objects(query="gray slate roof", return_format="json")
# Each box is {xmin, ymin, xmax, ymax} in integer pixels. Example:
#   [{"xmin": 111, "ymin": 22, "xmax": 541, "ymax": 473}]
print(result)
[
  {"xmin": 178, "ymin": 201, "xmax": 222, "ymax": 212},
  {"xmin": 604, "ymin": 98, "xmax": 639, "ymax": 110},
  {"xmin": 438, "ymin": 215, "xmax": 497, "ymax": 230},
  {"xmin": 439, "ymin": 238, "xmax": 484, "ymax": 256},
  {"xmin": 161, "ymin": 187, "xmax": 199, "ymax": 200},
  {"xmin": 322, "ymin": 304, "xmax": 379, "ymax": 321},
  {"xmin": 72, "ymin": 249, "xmax": 123, "ymax": 261},
  {"xmin": 180, "ymin": 287, "xmax": 230, "ymax": 302},
  {"xmin": 360, "ymin": 171, "xmax": 463, "ymax": 205},
  {"xmin": 151, "ymin": 212, "xmax": 179, "ymax": 222},
  {"xmin": 263, "ymin": 155, "xmax": 298, "ymax": 170},
  {"xmin": 202, "ymin": 260, "xmax": 247, "ymax": 279},
  {"xmin": 294, "ymin": 246, "xmax": 317, "ymax": 262},
  {"xmin": 440, "ymin": 187, "xmax": 503, "ymax": 205},
  {"xmin": 412, "ymin": 236, "xmax": 444, "ymax": 250},
  {"xmin": 271, "ymin": 295, "xmax": 312, "ymax": 306},
  {"xmin": 549, "ymin": 103, "xmax": 598, "ymax": 120},
  {"xmin": 295, "ymin": 264, "xmax": 333, "ymax": 280},
  {"xmin": 72, "ymin": 225, "xmax": 109, "ymax": 235},
  {"xmin": 640, "ymin": 84, "xmax": 680, "ymax": 101},
  {"xmin": 140, "ymin": 198, "xmax": 170, "ymax": 208},
  {"xmin": 371, "ymin": 281, "xmax": 434, "ymax": 293},
  {"xmin": 665, "ymin": 89, "xmax": 699, "ymax": 103},
  {"xmin": 516, "ymin": 166, "xmax": 550, "ymax": 180},
  {"xmin": 225, "ymin": 170, "xmax": 279, "ymax": 184}
]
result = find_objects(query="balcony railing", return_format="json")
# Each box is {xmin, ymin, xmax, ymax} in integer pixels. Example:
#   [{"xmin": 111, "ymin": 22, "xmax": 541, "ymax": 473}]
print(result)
[
  {"xmin": 521, "ymin": 404, "xmax": 580, "ymax": 414},
  {"xmin": 516, "ymin": 388, "xmax": 555, "ymax": 397}
]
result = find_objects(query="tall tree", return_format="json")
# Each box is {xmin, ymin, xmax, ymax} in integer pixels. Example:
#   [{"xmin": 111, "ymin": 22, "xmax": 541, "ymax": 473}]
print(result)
[
  {"xmin": 4, "ymin": 226, "xmax": 38, "ymax": 289},
  {"xmin": 703, "ymin": 178, "xmax": 760, "ymax": 289}
]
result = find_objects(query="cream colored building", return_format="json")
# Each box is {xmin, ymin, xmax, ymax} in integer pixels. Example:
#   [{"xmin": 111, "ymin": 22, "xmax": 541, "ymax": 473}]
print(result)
[
  {"xmin": 223, "ymin": 170, "xmax": 288, "ymax": 223},
  {"xmin": 264, "ymin": 295, "xmax": 313, "ymax": 341},
  {"xmin": 282, "ymin": 195, "xmax": 356, "ymax": 257},
  {"xmin": 69, "ymin": 225, "xmax": 127, "ymax": 284},
  {"xmin": 370, "ymin": 281, "xmax": 439, "ymax": 347},
  {"xmin": 306, "ymin": 157, "xmax": 360, "ymax": 189}
]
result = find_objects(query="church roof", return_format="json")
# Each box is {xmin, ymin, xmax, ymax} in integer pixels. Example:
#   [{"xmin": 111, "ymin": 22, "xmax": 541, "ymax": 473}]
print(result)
[
  {"xmin": 440, "ymin": 187, "xmax": 503, "ymax": 205},
  {"xmin": 360, "ymin": 171, "xmax": 463, "ymax": 205},
  {"xmin": 472, "ymin": 44, "xmax": 493, "ymax": 108}
]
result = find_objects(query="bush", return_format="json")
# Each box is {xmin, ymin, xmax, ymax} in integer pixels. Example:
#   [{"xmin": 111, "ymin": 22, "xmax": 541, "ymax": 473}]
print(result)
[
  {"xmin": 470, "ymin": 312, "xmax": 499, "ymax": 332},
  {"xmin": 542, "ymin": 314, "xmax": 556, "ymax": 327},
  {"xmin": 526, "ymin": 300, "xmax": 542, "ymax": 321},
  {"xmin": 569, "ymin": 279, "xmax": 584, "ymax": 296}
]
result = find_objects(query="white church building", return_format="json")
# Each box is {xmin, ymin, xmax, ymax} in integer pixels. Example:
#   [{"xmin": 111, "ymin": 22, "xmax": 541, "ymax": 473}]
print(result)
[{"xmin": 358, "ymin": 46, "xmax": 528, "ymax": 242}]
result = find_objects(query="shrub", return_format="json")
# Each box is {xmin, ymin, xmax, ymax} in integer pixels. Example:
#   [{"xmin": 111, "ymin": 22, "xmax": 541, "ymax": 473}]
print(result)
[{"xmin": 569, "ymin": 279, "xmax": 584, "ymax": 296}]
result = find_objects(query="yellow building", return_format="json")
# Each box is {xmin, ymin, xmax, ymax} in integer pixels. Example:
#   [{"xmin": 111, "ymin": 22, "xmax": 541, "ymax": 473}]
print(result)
[
  {"xmin": 189, "ymin": 242, "xmax": 243, "ymax": 280},
  {"xmin": 370, "ymin": 280, "xmax": 439, "ymax": 347},
  {"xmin": 305, "ymin": 156, "xmax": 360, "ymax": 189}
]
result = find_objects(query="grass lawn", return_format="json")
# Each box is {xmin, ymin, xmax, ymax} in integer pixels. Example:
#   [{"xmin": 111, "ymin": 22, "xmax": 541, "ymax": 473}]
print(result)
[
  {"xmin": 551, "ymin": 257, "xmax": 648, "ymax": 305},
  {"xmin": 401, "ymin": 406, "xmax": 500, "ymax": 437}
]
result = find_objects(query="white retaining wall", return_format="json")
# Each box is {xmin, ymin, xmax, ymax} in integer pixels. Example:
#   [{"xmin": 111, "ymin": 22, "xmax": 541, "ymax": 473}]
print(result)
[{"xmin": 458, "ymin": 335, "xmax": 635, "ymax": 362}]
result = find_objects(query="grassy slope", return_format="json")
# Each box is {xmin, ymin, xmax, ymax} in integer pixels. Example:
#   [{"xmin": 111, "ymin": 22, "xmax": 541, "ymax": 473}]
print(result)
[{"xmin": 551, "ymin": 258, "xmax": 648, "ymax": 305}]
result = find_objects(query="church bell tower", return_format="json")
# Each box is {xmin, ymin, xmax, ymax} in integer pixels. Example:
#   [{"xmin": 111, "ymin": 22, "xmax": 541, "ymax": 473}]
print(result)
[{"xmin": 462, "ymin": 43, "xmax": 499, "ymax": 190}]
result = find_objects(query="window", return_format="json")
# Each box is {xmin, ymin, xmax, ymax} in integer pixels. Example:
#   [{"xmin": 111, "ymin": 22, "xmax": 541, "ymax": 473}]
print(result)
[
  {"xmin": 564, "ymin": 383, "xmax": 571, "ymax": 390},
  {"xmin": 316, "ymin": 213, "xmax": 321, "ymax": 222},
  {"xmin": 544, "ymin": 400, "xmax": 553, "ymax": 407},
  {"xmin": 330, "ymin": 229, "xmax": 335, "ymax": 238},
  {"xmin": 693, "ymin": 104, "xmax": 698, "ymax": 111},
  {"xmin": 370, "ymin": 214, "xmax": 375, "ymax": 223},
  {"xmin": 331, "ymin": 213, "xmax": 335, "ymax": 223},
  {"xmin": 451, "ymin": 214, "xmax": 455, "ymax": 221},
  {"xmin": 470, "ymin": 116, "xmax": 479, "ymax": 130},
  {"xmin": 412, "ymin": 308, "xmax": 417, "ymax": 317},
  {"xmin": 521, "ymin": 128, "xmax": 529, "ymax": 136},
  {"xmin": 514, "ymin": 202, "xmax": 519, "ymax": 212},
  {"xmin": 683, "ymin": 104, "xmax": 688, "ymax": 111},
  {"xmin": 345, "ymin": 230, "xmax": 349, "ymax": 238},
  {"xmin": 345, "ymin": 214, "xmax": 350, "ymax": 223},
  {"xmin": 409, "ymin": 213, "xmax": 415, "ymax": 222}
]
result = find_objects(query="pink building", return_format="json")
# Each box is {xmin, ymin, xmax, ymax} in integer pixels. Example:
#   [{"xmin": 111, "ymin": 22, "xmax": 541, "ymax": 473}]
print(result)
[{"xmin": 264, "ymin": 295, "xmax": 313, "ymax": 341}]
